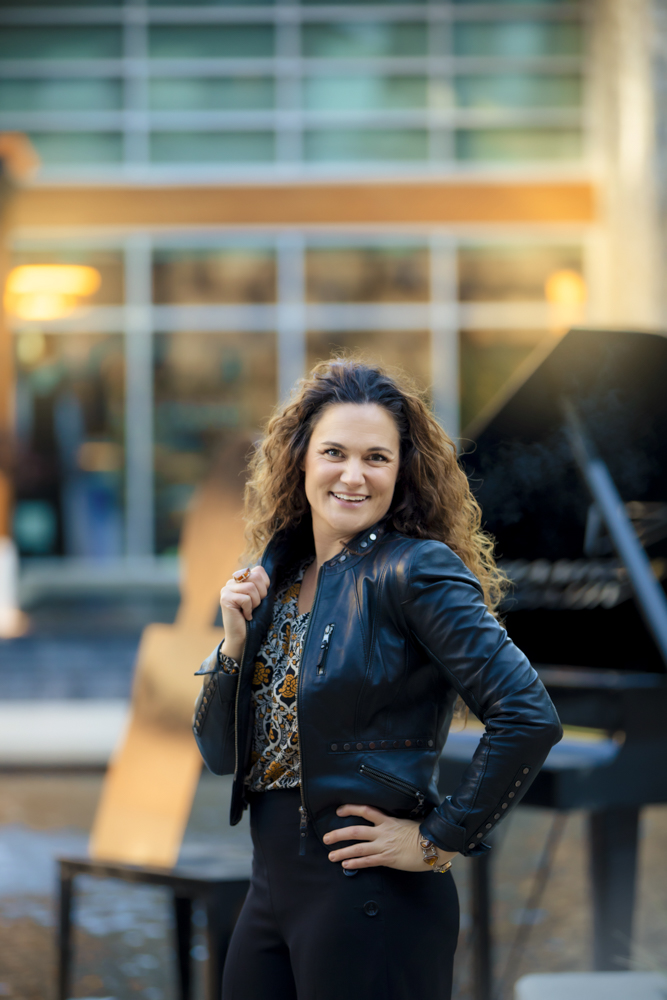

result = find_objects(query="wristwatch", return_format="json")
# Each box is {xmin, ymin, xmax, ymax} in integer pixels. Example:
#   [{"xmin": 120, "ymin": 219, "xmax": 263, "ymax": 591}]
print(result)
[{"xmin": 420, "ymin": 837, "xmax": 453, "ymax": 874}]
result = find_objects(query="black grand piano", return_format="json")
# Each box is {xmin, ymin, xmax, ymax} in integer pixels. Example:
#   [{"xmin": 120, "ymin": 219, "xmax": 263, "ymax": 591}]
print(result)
[{"xmin": 440, "ymin": 328, "xmax": 667, "ymax": 997}]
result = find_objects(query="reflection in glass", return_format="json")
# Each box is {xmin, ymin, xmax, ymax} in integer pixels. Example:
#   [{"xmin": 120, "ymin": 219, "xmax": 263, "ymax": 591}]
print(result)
[
  {"xmin": 305, "ymin": 129, "xmax": 428, "ymax": 161},
  {"xmin": 0, "ymin": 27, "xmax": 122, "ymax": 60},
  {"xmin": 153, "ymin": 250, "xmax": 276, "ymax": 305},
  {"xmin": 303, "ymin": 75, "xmax": 427, "ymax": 110},
  {"xmin": 150, "ymin": 0, "xmax": 270, "ymax": 4},
  {"xmin": 460, "ymin": 329, "xmax": 549, "ymax": 430},
  {"xmin": 29, "ymin": 132, "xmax": 123, "ymax": 165},
  {"xmin": 306, "ymin": 247, "xmax": 429, "ymax": 303},
  {"xmin": 456, "ymin": 128, "xmax": 581, "ymax": 161},
  {"xmin": 153, "ymin": 332, "xmax": 276, "ymax": 553},
  {"xmin": 453, "ymin": 21, "xmax": 582, "ymax": 57},
  {"xmin": 458, "ymin": 245, "xmax": 583, "ymax": 301},
  {"xmin": 13, "ymin": 333, "xmax": 125, "ymax": 558},
  {"xmin": 150, "ymin": 77, "xmax": 274, "ymax": 111},
  {"xmin": 307, "ymin": 331, "xmax": 431, "ymax": 395},
  {"xmin": 0, "ymin": 78, "xmax": 122, "ymax": 112},
  {"xmin": 149, "ymin": 25, "xmax": 274, "ymax": 59},
  {"xmin": 11, "ymin": 249, "xmax": 124, "ymax": 307},
  {"xmin": 150, "ymin": 131, "xmax": 274, "ymax": 163},
  {"xmin": 303, "ymin": 22, "xmax": 427, "ymax": 58},
  {"xmin": 454, "ymin": 74, "xmax": 582, "ymax": 108}
]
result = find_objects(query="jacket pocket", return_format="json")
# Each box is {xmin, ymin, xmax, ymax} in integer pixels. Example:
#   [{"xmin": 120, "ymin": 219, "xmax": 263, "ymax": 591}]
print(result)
[
  {"xmin": 193, "ymin": 671, "xmax": 237, "ymax": 776},
  {"xmin": 316, "ymin": 623, "xmax": 335, "ymax": 675},
  {"xmin": 358, "ymin": 762, "xmax": 425, "ymax": 815}
]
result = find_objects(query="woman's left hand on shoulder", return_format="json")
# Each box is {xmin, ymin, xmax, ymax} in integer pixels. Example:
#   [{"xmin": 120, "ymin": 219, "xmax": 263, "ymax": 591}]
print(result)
[{"xmin": 323, "ymin": 804, "xmax": 457, "ymax": 873}]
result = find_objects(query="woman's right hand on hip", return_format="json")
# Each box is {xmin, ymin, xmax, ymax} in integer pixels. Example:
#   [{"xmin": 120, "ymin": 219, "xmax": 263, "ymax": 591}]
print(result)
[{"xmin": 219, "ymin": 566, "xmax": 270, "ymax": 662}]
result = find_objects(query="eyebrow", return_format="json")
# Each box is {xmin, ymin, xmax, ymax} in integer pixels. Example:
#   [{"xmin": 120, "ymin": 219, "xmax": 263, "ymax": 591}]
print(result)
[{"xmin": 321, "ymin": 440, "xmax": 395, "ymax": 455}]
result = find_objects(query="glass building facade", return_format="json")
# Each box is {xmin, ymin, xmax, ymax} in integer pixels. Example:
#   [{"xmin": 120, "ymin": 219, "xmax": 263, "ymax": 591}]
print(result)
[{"xmin": 0, "ymin": 1, "xmax": 591, "ymax": 565}]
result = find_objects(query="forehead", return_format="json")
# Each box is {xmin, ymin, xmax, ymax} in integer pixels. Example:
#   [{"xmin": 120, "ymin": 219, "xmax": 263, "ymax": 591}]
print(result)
[{"xmin": 311, "ymin": 403, "xmax": 399, "ymax": 446}]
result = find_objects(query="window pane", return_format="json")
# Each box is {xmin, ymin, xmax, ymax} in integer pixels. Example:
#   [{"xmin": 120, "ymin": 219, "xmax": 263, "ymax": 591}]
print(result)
[
  {"xmin": 460, "ymin": 329, "xmax": 549, "ymax": 430},
  {"xmin": 11, "ymin": 248, "xmax": 125, "ymax": 306},
  {"xmin": 153, "ymin": 331, "xmax": 276, "ymax": 553},
  {"xmin": 0, "ymin": 0, "xmax": 121, "ymax": 6},
  {"xmin": 458, "ymin": 244, "xmax": 583, "ymax": 301},
  {"xmin": 303, "ymin": 22, "xmax": 427, "ymax": 58},
  {"xmin": 306, "ymin": 331, "xmax": 431, "ymax": 393},
  {"xmin": 153, "ymin": 249, "xmax": 276, "ymax": 304},
  {"xmin": 150, "ymin": 131, "xmax": 274, "ymax": 163},
  {"xmin": 305, "ymin": 128, "xmax": 428, "ymax": 161},
  {"xmin": 455, "ymin": 128, "xmax": 582, "ymax": 161},
  {"xmin": 149, "ymin": 77, "xmax": 274, "ymax": 111},
  {"xmin": 0, "ymin": 27, "xmax": 122, "ymax": 60},
  {"xmin": 29, "ymin": 132, "xmax": 123, "ymax": 164},
  {"xmin": 149, "ymin": 25, "xmax": 274, "ymax": 59},
  {"xmin": 453, "ymin": 22, "xmax": 582, "ymax": 57},
  {"xmin": 303, "ymin": 75, "xmax": 427, "ymax": 110},
  {"xmin": 454, "ymin": 74, "xmax": 582, "ymax": 108},
  {"xmin": 13, "ymin": 332, "xmax": 125, "ymax": 558},
  {"xmin": 0, "ymin": 78, "xmax": 122, "ymax": 112},
  {"xmin": 306, "ymin": 247, "xmax": 429, "ymax": 302}
]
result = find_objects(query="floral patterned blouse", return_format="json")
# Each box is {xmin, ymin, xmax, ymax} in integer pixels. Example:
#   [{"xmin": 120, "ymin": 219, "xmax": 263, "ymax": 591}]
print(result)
[{"xmin": 245, "ymin": 561, "xmax": 312, "ymax": 792}]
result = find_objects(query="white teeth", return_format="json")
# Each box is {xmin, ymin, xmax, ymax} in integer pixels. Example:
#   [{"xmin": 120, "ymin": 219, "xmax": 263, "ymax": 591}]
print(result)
[{"xmin": 332, "ymin": 493, "xmax": 367, "ymax": 502}]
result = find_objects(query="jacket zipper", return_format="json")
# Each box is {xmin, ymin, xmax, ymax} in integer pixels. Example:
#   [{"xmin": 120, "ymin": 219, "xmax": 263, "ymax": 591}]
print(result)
[
  {"xmin": 359, "ymin": 762, "xmax": 425, "ymax": 816},
  {"xmin": 316, "ymin": 623, "xmax": 335, "ymax": 675},
  {"xmin": 296, "ymin": 562, "xmax": 325, "ymax": 854}
]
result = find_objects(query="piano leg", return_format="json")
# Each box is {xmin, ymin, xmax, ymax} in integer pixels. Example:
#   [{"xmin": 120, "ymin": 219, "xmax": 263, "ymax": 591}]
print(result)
[
  {"xmin": 589, "ymin": 806, "xmax": 640, "ymax": 971},
  {"xmin": 471, "ymin": 852, "xmax": 493, "ymax": 1000}
]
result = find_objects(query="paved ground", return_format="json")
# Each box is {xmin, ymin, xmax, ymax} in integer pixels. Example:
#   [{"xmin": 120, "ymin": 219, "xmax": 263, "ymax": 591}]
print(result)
[{"xmin": 0, "ymin": 771, "xmax": 665, "ymax": 1000}]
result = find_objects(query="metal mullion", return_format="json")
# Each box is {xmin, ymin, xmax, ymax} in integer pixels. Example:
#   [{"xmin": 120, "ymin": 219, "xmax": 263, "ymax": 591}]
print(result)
[
  {"xmin": 146, "ymin": 5, "xmax": 279, "ymax": 25},
  {"xmin": 0, "ymin": 112, "xmax": 126, "ymax": 130},
  {"xmin": 306, "ymin": 303, "xmax": 431, "ymax": 332},
  {"xmin": 151, "ymin": 304, "xmax": 276, "ymax": 333},
  {"xmin": 0, "ymin": 8, "xmax": 123, "ymax": 25},
  {"xmin": 429, "ymin": 236, "xmax": 459, "ymax": 441},
  {"xmin": 277, "ymin": 233, "xmax": 306, "ymax": 402},
  {"xmin": 124, "ymin": 234, "xmax": 154, "ymax": 559},
  {"xmin": 428, "ymin": 8, "xmax": 453, "ymax": 166},
  {"xmin": 124, "ymin": 3, "xmax": 149, "ymax": 165},
  {"xmin": 297, "ymin": 6, "xmax": 431, "ymax": 23},
  {"xmin": 275, "ymin": 0, "xmax": 301, "ymax": 164}
]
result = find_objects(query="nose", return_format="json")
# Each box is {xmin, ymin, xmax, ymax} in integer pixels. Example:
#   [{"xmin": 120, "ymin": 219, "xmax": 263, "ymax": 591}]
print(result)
[{"xmin": 339, "ymin": 458, "xmax": 365, "ymax": 489}]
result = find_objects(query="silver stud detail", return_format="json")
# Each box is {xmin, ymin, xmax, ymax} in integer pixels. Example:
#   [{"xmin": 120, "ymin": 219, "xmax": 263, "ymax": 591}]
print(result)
[
  {"xmin": 494, "ymin": 814, "xmax": 500, "ymax": 820},
  {"xmin": 339, "ymin": 555, "xmax": 346, "ymax": 562},
  {"xmin": 369, "ymin": 533, "xmax": 377, "ymax": 540},
  {"xmin": 477, "ymin": 832, "xmax": 483, "ymax": 838},
  {"xmin": 523, "ymin": 768, "xmax": 529, "ymax": 774},
  {"xmin": 486, "ymin": 824, "xmax": 492, "ymax": 829},
  {"xmin": 502, "ymin": 803, "xmax": 508, "ymax": 809},
  {"xmin": 469, "ymin": 843, "xmax": 475, "ymax": 850},
  {"xmin": 515, "ymin": 781, "xmax": 521, "ymax": 787},
  {"xmin": 361, "ymin": 541, "xmax": 367, "ymax": 548},
  {"xmin": 509, "ymin": 792, "xmax": 515, "ymax": 798}
]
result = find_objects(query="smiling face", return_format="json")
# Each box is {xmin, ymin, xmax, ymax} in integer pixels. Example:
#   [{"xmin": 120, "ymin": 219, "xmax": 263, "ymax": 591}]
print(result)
[{"xmin": 303, "ymin": 402, "xmax": 401, "ymax": 552}]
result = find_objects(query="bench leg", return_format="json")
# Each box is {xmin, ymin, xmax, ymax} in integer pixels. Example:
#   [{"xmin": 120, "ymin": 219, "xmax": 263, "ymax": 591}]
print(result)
[
  {"xmin": 174, "ymin": 896, "xmax": 193, "ymax": 1000},
  {"xmin": 57, "ymin": 869, "xmax": 74, "ymax": 1000},
  {"xmin": 589, "ymin": 806, "xmax": 640, "ymax": 971}
]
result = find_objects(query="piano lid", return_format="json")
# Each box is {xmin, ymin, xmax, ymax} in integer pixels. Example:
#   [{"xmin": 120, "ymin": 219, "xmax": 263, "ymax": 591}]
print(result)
[{"xmin": 461, "ymin": 328, "xmax": 667, "ymax": 564}]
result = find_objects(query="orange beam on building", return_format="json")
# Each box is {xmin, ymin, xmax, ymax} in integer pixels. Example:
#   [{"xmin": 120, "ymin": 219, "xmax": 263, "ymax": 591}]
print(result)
[{"xmin": 10, "ymin": 180, "xmax": 595, "ymax": 229}]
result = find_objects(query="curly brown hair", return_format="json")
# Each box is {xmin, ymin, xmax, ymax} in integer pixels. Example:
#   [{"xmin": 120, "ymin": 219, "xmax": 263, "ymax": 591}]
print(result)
[{"xmin": 244, "ymin": 357, "xmax": 507, "ymax": 614}]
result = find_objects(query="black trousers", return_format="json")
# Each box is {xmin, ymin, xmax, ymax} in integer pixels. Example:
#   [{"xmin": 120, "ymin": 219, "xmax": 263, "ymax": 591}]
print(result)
[{"xmin": 222, "ymin": 789, "xmax": 459, "ymax": 1000}]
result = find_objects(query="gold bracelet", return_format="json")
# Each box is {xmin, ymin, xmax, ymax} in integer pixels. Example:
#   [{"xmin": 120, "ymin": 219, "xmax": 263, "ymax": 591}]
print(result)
[{"xmin": 420, "ymin": 837, "xmax": 453, "ymax": 874}]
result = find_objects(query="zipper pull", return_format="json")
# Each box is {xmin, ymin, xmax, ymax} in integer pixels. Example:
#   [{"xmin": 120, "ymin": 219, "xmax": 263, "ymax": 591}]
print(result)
[
  {"xmin": 299, "ymin": 804, "xmax": 309, "ymax": 856},
  {"xmin": 316, "ymin": 624, "xmax": 335, "ymax": 675}
]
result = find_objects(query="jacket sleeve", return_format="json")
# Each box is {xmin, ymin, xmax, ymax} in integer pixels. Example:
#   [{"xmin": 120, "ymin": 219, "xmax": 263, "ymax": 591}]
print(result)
[{"xmin": 401, "ymin": 540, "xmax": 563, "ymax": 856}]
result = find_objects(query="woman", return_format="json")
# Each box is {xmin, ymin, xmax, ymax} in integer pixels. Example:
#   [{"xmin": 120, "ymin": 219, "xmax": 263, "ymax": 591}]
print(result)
[{"xmin": 193, "ymin": 358, "xmax": 562, "ymax": 1000}]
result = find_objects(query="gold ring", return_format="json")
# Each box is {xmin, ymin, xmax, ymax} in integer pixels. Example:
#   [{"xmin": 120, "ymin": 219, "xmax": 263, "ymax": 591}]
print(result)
[{"xmin": 233, "ymin": 567, "xmax": 251, "ymax": 583}]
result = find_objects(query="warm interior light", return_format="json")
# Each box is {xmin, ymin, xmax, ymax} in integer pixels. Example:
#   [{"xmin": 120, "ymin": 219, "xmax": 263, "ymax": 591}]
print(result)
[
  {"xmin": 544, "ymin": 269, "xmax": 587, "ymax": 306},
  {"xmin": 4, "ymin": 264, "xmax": 101, "ymax": 321}
]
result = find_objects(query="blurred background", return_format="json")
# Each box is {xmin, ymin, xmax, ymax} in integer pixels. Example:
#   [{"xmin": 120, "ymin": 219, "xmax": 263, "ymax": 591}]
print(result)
[{"xmin": 0, "ymin": 0, "xmax": 665, "ymax": 998}]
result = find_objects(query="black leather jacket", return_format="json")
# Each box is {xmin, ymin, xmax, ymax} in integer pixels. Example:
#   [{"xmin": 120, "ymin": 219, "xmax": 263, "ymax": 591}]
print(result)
[{"xmin": 196, "ymin": 519, "xmax": 562, "ymax": 857}]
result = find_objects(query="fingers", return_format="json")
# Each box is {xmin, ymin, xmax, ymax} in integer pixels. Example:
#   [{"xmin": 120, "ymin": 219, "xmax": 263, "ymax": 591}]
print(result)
[
  {"xmin": 324, "ymin": 824, "xmax": 377, "ymax": 847},
  {"xmin": 327, "ymin": 842, "xmax": 378, "ymax": 863},
  {"xmin": 220, "ymin": 566, "xmax": 270, "ymax": 622},
  {"xmin": 335, "ymin": 803, "xmax": 387, "ymax": 824}
]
